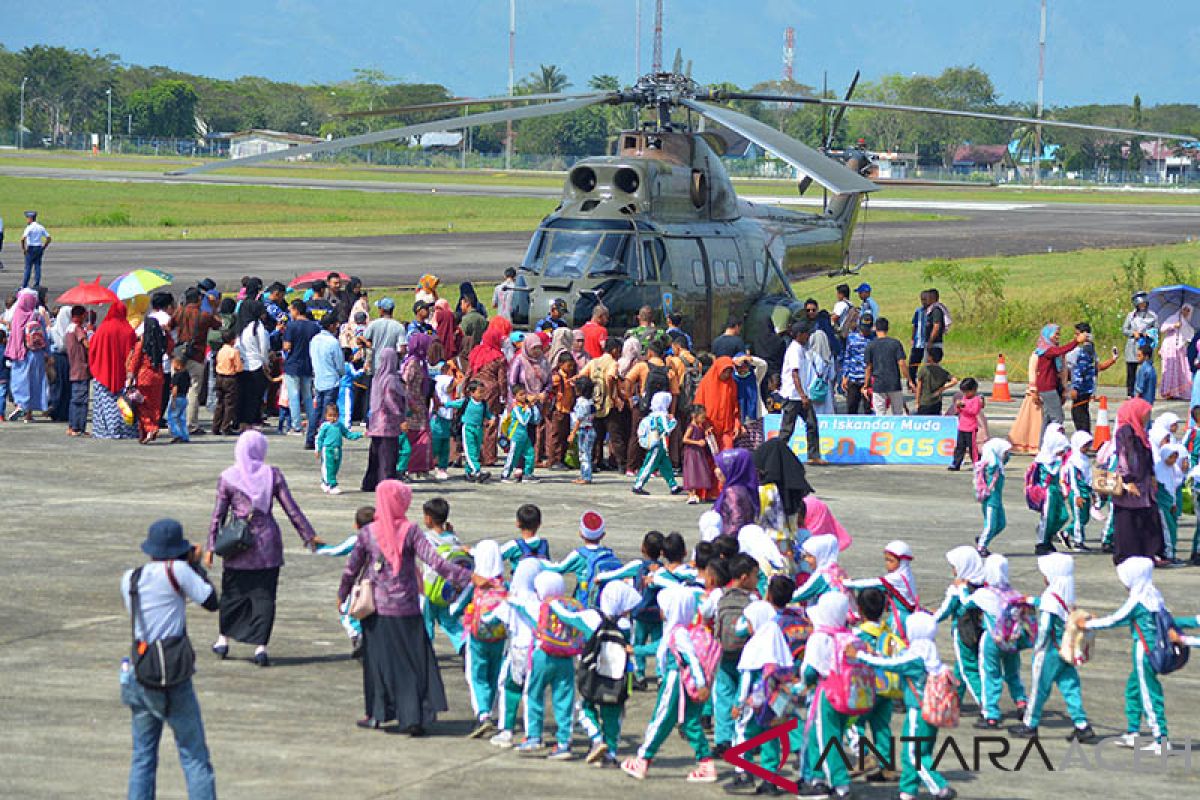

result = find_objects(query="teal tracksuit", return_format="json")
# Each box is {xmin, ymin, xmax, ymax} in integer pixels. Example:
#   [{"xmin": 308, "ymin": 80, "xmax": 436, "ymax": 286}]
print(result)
[
  {"xmin": 1088, "ymin": 599, "xmax": 1170, "ymax": 741},
  {"xmin": 430, "ymin": 410, "xmax": 454, "ymax": 470},
  {"xmin": 858, "ymin": 650, "xmax": 950, "ymax": 797},
  {"xmin": 502, "ymin": 403, "xmax": 540, "ymax": 480},
  {"xmin": 979, "ymin": 463, "xmax": 1007, "ymax": 549},
  {"xmin": 1066, "ymin": 463, "xmax": 1093, "ymax": 547},
  {"xmin": 508, "ymin": 598, "xmax": 578, "ymax": 748},
  {"xmin": 633, "ymin": 629, "xmax": 712, "ymax": 762},
  {"xmin": 633, "ymin": 413, "xmax": 678, "ymax": 491},
  {"xmin": 1155, "ymin": 483, "xmax": 1180, "ymax": 560},
  {"xmin": 934, "ymin": 584, "xmax": 983, "ymax": 706},
  {"xmin": 315, "ymin": 420, "xmax": 362, "ymax": 488},
  {"xmin": 446, "ymin": 397, "xmax": 492, "ymax": 477},
  {"xmin": 966, "ymin": 590, "xmax": 1028, "ymax": 722},
  {"xmin": 450, "ymin": 583, "xmax": 507, "ymax": 722},
  {"xmin": 576, "ymin": 613, "xmax": 631, "ymax": 755},
  {"xmin": 732, "ymin": 668, "xmax": 784, "ymax": 776},
  {"xmin": 853, "ymin": 621, "xmax": 897, "ymax": 768},
  {"xmin": 421, "ymin": 531, "xmax": 465, "ymax": 652},
  {"xmin": 801, "ymin": 663, "xmax": 854, "ymax": 791},
  {"xmin": 1036, "ymin": 461, "xmax": 1070, "ymax": 548},
  {"xmin": 791, "ymin": 572, "xmax": 838, "ymax": 605},
  {"xmin": 1023, "ymin": 605, "xmax": 1088, "ymax": 730}
]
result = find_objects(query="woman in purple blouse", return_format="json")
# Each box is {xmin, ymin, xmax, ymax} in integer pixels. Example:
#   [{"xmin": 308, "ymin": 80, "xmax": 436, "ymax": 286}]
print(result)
[
  {"xmin": 338, "ymin": 480, "xmax": 476, "ymax": 735},
  {"xmin": 205, "ymin": 430, "xmax": 323, "ymax": 666},
  {"xmin": 361, "ymin": 348, "xmax": 405, "ymax": 492}
]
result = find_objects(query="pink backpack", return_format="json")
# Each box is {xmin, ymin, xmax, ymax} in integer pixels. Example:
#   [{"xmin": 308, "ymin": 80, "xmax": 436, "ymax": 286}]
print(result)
[
  {"xmin": 974, "ymin": 460, "xmax": 1000, "ymax": 502},
  {"xmin": 463, "ymin": 586, "xmax": 508, "ymax": 643},
  {"xmin": 670, "ymin": 622, "xmax": 722, "ymax": 702},
  {"xmin": 1024, "ymin": 462, "xmax": 1046, "ymax": 512},
  {"xmin": 536, "ymin": 599, "xmax": 587, "ymax": 657},
  {"xmin": 991, "ymin": 588, "xmax": 1038, "ymax": 652},
  {"xmin": 918, "ymin": 667, "xmax": 961, "ymax": 728},
  {"xmin": 819, "ymin": 629, "xmax": 876, "ymax": 716}
]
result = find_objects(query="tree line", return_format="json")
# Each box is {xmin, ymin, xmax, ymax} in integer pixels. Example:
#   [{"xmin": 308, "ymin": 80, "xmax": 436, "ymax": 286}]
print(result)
[{"xmin": 1, "ymin": 44, "xmax": 1197, "ymax": 170}]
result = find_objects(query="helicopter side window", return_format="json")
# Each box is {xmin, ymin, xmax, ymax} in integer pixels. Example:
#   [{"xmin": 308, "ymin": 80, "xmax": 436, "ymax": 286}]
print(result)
[
  {"xmin": 691, "ymin": 259, "xmax": 705, "ymax": 286},
  {"xmin": 712, "ymin": 260, "xmax": 726, "ymax": 287},
  {"xmin": 641, "ymin": 241, "xmax": 660, "ymax": 282},
  {"xmin": 728, "ymin": 261, "xmax": 740, "ymax": 285}
]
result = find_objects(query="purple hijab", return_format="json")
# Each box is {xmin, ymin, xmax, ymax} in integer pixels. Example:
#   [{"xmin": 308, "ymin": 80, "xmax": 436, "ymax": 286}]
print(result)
[
  {"xmin": 714, "ymin": 448, "xmax": 761, "ymax": 517},
  {"xmin": 368, "ymin": 348, "xmax": 404, "ymax": 437},
  {"xmin": 403, "ymin": 332, "xmax": 433, "ymax": 396},
  {"xmin": 221, "ymin": 431, "xmax": 274, "ymax": 513}
]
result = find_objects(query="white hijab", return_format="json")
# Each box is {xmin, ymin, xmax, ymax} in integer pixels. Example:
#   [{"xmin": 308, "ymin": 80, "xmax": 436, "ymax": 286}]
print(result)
[
  {"xmin": 738, "ymin": 601, "xmax": 792, "ymax": 670},
  {"xmin": 945, "ymin": 546, "xmax": 985, "ymax": 585},
  {"xmin": 978, "ymin": 438, "xmax": 1012, "ymax": 471},
  {"xmin": 1148, "ymin": 424, "xmax": 1174, "ymax": 463},
  {"xmin": 1067, "ymin": 431, "xmax": 1093, "ymax": 482},
  {"xmin": 472, "ymin": 540, "xmax": 503, "ymax": 580},
  {"xmin": 534, "ymin": 571, "xmax": 565, "ymax": 601},
  {"xmin": 1035, "ymin": 430, "xmax": 1069, "ymax": 466},
  {"xmin": 49, "ymin": 306, "xmax": 72, "ymax": 351},
  {"xmin": 739, "ymin": 525, "xmax": 786, "ymax": 571},
  {"xmin": 969, "ymin": 553, "xmax": 1011, "ymax": 618},
  {"xmin": 657, "ymin": 585, "xmax": 698, "ymax": 663},
  {"xmin": 1117, "ymin": 557, "xmax": 1164, "ymax": 613},
  {"xmin": 1155, "ymin": 412, "xmax": 1181, "ymax": 439},
  {"xmin": 650, "ymin": 390, "xmax": 673, "ymax": 416},
  {"xmin": 510, "ymin": 557, "xmax": 544, "ymax": 600},
  {"xmin": 699, "ymin": 510, "xmax": 723, "ymax": 542},
  {"xmin": 904, "ymin": 612, "xmax": 944, "ymax": 673},
  {"xmin": 1037, "ymin": 553, "xmax": 1075, "ymax": 620},
  {"xmin": 600, "ymin": 581, "xmax": 642, "ymax": 618},
  {"xmin": 882, "ymin": 540, "xmax": 917, "ymax": 608},
  {"xmin": 802, "ymin": 534, "xmax": 840, "ymax": 574},
  {"xmin": 802, "ymin": 592, "xmax": 849, "ymax": 677},
  {"xmin": 1154, "ymin": 443, "xmax": 1186, "ymax": 493},
  {"xmin": 434, "ymin": 374, "xmax": 455, "ymax": 418}
]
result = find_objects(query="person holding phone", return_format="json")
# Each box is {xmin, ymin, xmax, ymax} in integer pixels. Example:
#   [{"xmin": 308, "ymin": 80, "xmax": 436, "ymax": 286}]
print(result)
[{"xmin": 1066, "ymin": 322, "xmax": 1119, "ymax": 434}]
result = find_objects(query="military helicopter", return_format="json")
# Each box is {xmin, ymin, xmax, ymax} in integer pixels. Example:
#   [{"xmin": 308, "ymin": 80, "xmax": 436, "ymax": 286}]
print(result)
[{"xmin": 176, "ymin": 72, "xmax": 1198, "ymax": 349}]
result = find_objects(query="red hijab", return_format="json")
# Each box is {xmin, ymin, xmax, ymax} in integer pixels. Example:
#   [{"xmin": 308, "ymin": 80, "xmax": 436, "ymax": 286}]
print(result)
[
  {"xmin": 1117, "ymin": 398, "xmax": 1152, "ymax": 449},
  {"xmin": 433, "ymin": 299, "xmax": 459, "ymax": 360},
  {"xmin": 693, "ymin": 355, "xmax": 739, "ymax": 437},
  {"xmin": 88, "ymin": 301, "xmax": 137, "ymax": 394},
  {"xmin": 375, "ymin": 479, "xmax": 416, "ymax": 572},
  {"xmin": 468, "ymin": 316, "xmax": 511, "ymax": 372}
]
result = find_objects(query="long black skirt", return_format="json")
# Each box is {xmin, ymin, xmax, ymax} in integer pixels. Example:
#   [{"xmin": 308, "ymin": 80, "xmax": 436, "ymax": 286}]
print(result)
[
  {"xmin": 1113, "ymin": 505, "xmax": 1164, "ymax": 565},
  {"xmin": 360, "ymin": 614, "xmax": 448, "ymax": 728},
  {"xmin": 49, "ymin": 352, "xmax": 71, "ymax": 421},
  {"xmin": 219, "ymin": 566, "xmax": 280, "ymax": 646},
  {"xmin": 237, "ymin": 369, "xmax": 268, "ymax": 425},
  {"xmin": 361, "ymin": 436, "xmax": 398, "ymax": 493}
]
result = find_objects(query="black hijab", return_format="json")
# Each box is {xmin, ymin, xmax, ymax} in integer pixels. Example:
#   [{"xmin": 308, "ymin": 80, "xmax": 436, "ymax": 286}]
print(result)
[
  {"xmin": 456, "ymin": 281, "xmax": 487, "ymax": 323},
  {"xmin": 753, "ymin": 438, "xmax": 813, "ymax": 516},
  {"xmin": 236, "ymin": 298, "xmax": 265, "ymax": 336},
  {"xmin": 142, "ymin": 316, "xmax": 168, "ymax": 368}
]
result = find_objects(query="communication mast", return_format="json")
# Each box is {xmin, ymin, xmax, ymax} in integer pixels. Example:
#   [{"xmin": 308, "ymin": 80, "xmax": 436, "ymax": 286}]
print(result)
[
  {"xmin": 652, "ymin": 0, "xmax": 663, "ymax": 73},
  {"xmin": 783, "ymin": 27, "xmax": 795, "ymax": 83}
]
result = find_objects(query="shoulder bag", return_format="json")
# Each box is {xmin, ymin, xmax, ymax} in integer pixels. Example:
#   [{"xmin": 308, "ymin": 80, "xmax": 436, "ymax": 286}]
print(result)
[
  {"xmin": 348, "ymin": 558, "xmax": 379, "ymax": 620},
  {"xmin": 213, "ymin": 510, "xmax": 255, "ymax": 558},
  {"xmin": 128, "ymin": 564, "xmax": 196, "ymax": 690}
]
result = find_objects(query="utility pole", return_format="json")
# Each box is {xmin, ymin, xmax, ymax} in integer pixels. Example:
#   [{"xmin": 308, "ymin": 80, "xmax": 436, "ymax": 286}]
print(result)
[
  {"xmin": 106, "ymin": 87, "xmax": 112, "ymax": 153},
  {"xmin": 19, "ymin": 76, "xmax": 28, "ymax": 149},
  {"xmin": 652, "ymin": 0, "xmax": 663, "ymax": 73},
  {"xmin": 1034, "ymin": 0, "xmax": 1046, "ymax": 186},
  {"xmin": 505, "ymin": 0, "xmax": 515, "ymax": 170}
]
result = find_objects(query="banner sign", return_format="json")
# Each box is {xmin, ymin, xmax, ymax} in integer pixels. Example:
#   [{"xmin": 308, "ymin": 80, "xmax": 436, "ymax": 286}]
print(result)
[{"xmin": 762, "ymin": 414, "xmax": 959, "ymax": 465}]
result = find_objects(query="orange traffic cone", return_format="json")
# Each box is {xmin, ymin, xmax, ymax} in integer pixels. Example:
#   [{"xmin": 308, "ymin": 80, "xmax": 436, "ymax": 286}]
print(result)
[
  {"xmin": 991, "ymin": 354, "xmax": 1012, "ymax": 402},
  {"xmin": 1093, "ymin": 395, "xmax": 1111, "ymax": 449}
]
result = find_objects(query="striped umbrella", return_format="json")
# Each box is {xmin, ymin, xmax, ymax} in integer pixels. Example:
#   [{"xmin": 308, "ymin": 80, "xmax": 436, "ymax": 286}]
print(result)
[{"xmin": 108, "ymin": 269, "xmax": 174, "ymax": 300}]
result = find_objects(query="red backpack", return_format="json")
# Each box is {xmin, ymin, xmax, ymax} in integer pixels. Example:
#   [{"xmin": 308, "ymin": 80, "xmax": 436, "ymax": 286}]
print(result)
[
  {"xmin": 917, "ymin": 667, "xmax": 961, "ymax": 728},
  {"xmin": 536, "ymin": 598, "xmax": 587, "ymax": 657},
  {"xmin": 24, "ymin": 319, "xmax": 46, "ymax": 352}
]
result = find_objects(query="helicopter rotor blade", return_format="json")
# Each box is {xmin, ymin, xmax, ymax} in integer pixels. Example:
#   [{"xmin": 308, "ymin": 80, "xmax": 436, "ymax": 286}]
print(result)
[
  {"xmin": 824, "ymin": 70, "xmax": 860, "ymax": 151},
  {"xmin": 169, "ymin": 94, "xmax": 614, "ymax": 175},
  {"xmin": 335, "ymin": 92, "xmax": 602, "ymax": 119},
  {"xmin": 682, "ymin": 99, "xmax": 878, "ymax": 195},
  {"xmin": 712, "ymin": 92, "xmax": 1199, "ymax": 142}
]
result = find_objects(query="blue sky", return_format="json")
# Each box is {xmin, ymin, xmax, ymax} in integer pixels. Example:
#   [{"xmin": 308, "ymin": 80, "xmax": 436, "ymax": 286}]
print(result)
[{"xmin": 5, "ymin": 0, "xmax": 1198, "ymax": 106}]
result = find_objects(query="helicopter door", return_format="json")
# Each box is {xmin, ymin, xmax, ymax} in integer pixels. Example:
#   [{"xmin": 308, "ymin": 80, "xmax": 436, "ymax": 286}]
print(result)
[{"xmin": 671, "ymin": 237, "xmax": 711, "ymax": 349}]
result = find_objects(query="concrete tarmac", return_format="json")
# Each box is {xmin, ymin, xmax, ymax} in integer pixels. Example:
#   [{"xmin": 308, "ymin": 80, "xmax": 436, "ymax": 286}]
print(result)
[{"xmin": 1, "ymin": 389, "xmax": 1198, "ymax": 798}]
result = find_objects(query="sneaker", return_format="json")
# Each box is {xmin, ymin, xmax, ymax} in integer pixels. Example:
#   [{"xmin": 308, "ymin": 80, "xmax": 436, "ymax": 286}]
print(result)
[
  {"xmin": 600, "ymin": 753, "xmax": 619, "ymax": 769},
  {"xmin": 585, "ymin": 740, "xmax": 608, "ymax": 764},
  {"xmin": 631, "ymin": 676, "xmax": 649, "ymax": 692},
  {"xmin": 7, "ymin": 407, "xmax": 22, "ymax": 421},
  {"xmin": 464, "ymin": 473, "xmax": 478, "ymax": 483},
  {"xmin": 1101, "ymin": 542, "xmax": 1115, "ymax": 554},
  {"xmin": 320, "ymin": 483, "xmax": 331, "ymax": 494},
  {"xmin": 621, "ymin": 756, "xmax": 649, "ymax": 780},
  {"xmin": 1010, "ymin": 724, "xmax": 1038, "ymax": 738},
  {"xmin": 1114, "ymin": 732, "xmax": 1138, "ymax": 749},
  {"xmin": 1067, "ymin": 725, "xmax": 1098, "ymax": 744},
  {"xmin": 934, "ymin": 789, "xmax": 958, "ymax": 800},
  {"xmin": 1140, "ymin": 740, "xmax": 1172, "ymax": 756},
  {"xmin": 489, "ymin": 730, "xmax": 515, "ymax": 748},
  {"xmin": 831, "ymin": 789, "xmax": 851, "ymax": 800},
  {"xmin": 1034, "ymin": 544, "xmax": 1056, "ymax": 556},
  {"xmin": 796, "ymin": 783, "xmax": 830, "ymax": 799},
  {"xmin": 478, "ymin": 472, "xmax": 493, "ymax": 483},
  {"xmin": 625, "ymin": 470, "xmax": 637, "ymax": 478},
  {"xmin": 1058, "ymin": 531, "xmax": 1073, "ymax": 551},
  {"xmin": 1190, "ymin": 553, "xmax": 1200, "ymax": 567},
  {"xmin": 1073, "ymin": 542, "xmax": 1092, "ymax": 552},
  {"xmin": 328, "ymin": 486, "xmax": 342, "ymax": 495},
  {"xmin": 687, "ymin": 759, "xmax": 717, "ymax": 783},
  {"xmin": 468, "ymin": 717, "xmax": 496, "ymax": 739},
  {"xmin": 946, "ymin": 465, "xmax": 961, "ymax": 472},
  {"xmin": 755, "ymin": 782, "xmax": 786, "ymax": 796},
  {"xmin": 547, "ymin": 744, "xmax": 573, "ymax": 761},
  {"xmin": 670, "ymin": 486, "xmax": 684, "ymax": 495},
  {"xmin": 522, "ymin": 476, "xmax": 541, "ymax": 484},
  {"xmin": 725, "ymin": 772, "xmax": 755, "ymax": 793},
  {"xmin": 435, "ymin": 469, "xmax": 449, "ymax": 481},
  {"xmin": 516, "ymin": 738, "xmax": 547, "ymax": 756},
  {"xmin": 501, "ymin": 476, "xmax": 518, "ymax": 484},
  {"xmin": 974, "ymin": 717, "xmax": 999, "ymax": 730},
  {"xmin": 632, "ymin": 486, "xmax": 650, "ymax": 496}
]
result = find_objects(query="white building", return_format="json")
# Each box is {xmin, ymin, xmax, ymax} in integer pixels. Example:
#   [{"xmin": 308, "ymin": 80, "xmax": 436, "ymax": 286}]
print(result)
[{"xmin": 229, "ymin": 129, "xmax": 322, "ymax": 161}]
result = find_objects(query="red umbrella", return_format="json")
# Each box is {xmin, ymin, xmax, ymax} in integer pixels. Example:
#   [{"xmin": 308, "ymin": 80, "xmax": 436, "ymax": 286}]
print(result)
[
  {"xmin": 288, "ymin": 270, "xmax": 349, "ymax": 290},
  {"xmin": 56, "ymin": 276, "xmax": 120, "ymax": 306}
]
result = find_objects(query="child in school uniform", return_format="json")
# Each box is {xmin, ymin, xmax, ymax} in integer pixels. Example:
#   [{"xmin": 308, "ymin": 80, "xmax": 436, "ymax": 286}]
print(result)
[
  {"xmin": 575, "ymin": 581, "xmax": 643, "ymax": 767},
  {"xmin": 1034, "ymin": 430, "xmax": 1071, "ymax": 556},
  {"xmin": 949, "ymin": 378, "xmax": 984, "ymax": 471},
  {"xmin": 338, "ymin": 360, "xmax": 365, "ymax": 428},
  {"xmin": 594, "ymin": 531, "xmax": 665, "ymax": 689},
  {"xmin": 315, "ymin": 506, "xmax": 376, "ymax": 656},
  {"xmin": 681, "ymin": 404, "xmax": 717, "ymax": 504},
  {"xmin": 448, "ymin": 540, "xmax": 509, "ymax": 740},
  {"xmin": 975, "ymin": 438, "xmax": 1011, "ymax": 557},
  {"xmin": 420, "ymin": 498, "xmax": 466, "ymax": 654},
  {"xmin": 856, "ymin": 612, "xmax": 958, "ymax": 800},
  {"xmin": 489, "ymin": 558, "xmax": 544, "ymax": 749},
  {"xmin": 970, "ymin": 554, "xmax": 1029, "ymax": 729},
  {"xmin": 934, "ymin": 546, "xmax": 986, "ymax": 709},
  {"xmin": 1084, "ymin": 557, "xmax": 1176, "ymax": 754},
  {"xmin": 632, "ymin": 391, "xmax": 683, "ymax": 496},
  {"xmin": 499, "ymin": 503, "xmax": 551, "ymax": 572},
  {"xmin": 621, "ymin": 586, "xmax": 718, "ymax": 783},
  {"xmin": 847, "ymin": 540, "xmax": 920, "ymax": 637},
  {"xmin": 1062, "ymin": 431, "xmax": 1094, "ymax": 551},
  {"xmin": 800, "ymin": 592, "xmax": 857, "ymax": 799},
  {"xmin": 568, "ymin": 374, "xmax": 596, "ymax": 485},
  {"xmin": 739, "ymin": 524, "xmax": 789, "ymax": 598},
  {"xmin": 544, "ymin": 511, "xmax": 619, "ymax": 606},
  {"xmin": 1097, "ymin": 437, "xmax": 1120, "ymax": 554},
  {"xmin": 445, "ymin": 380, "xmax": 493, "ymax": 483},
  {"xmin": 501, "ymin": 384, "xmax": 542, "ymax": 484},
  {"xmin": 430, "ymin": 372, "xmax": 456, "ymax": 481},
  {"xmin": 511, "ymin": 572, "xmax": 580, "ymax": 759},
  {"xmin": 315, "ymin": 402, "xmax": 363, "ymax": 494},
  {"xmin": 1154, "ymin": 442, "xmax": 1187, "ymax": 563},
  {"xmin": 1010, "ymin": 553, "xmax": 1096, "ymax": 742},
  {"xmin": 792, "ymin": 534, "xmax": 848, "ymax": 605},
  {"xmin": 713, "ymin": 554, "xmax": 760, "ymax": 756},
  {"xmin": 851, "ymin": 588, "xmax": 901, "ymax": 784}
]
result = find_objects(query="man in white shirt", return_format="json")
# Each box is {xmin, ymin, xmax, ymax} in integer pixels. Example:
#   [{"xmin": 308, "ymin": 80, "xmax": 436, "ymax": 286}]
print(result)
[
  {"xmin": 120, "ymin": 519, "xmax": 218, "ymax": 799},
  {"xmin": 492, "ymin": 267, "xmax": 517, "ymax": 321},
  {"xmin": 20, "ymin": 210, "xmax": 50, "ymax": 288},
  {"xmin": 778, "ymin": 321, "xmax": 826, "ymax": 465}
]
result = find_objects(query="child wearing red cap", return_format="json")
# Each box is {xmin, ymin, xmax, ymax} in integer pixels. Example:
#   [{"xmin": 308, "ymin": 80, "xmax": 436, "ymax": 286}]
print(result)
[{"xmin": 544, "ymin": 512, "xmax": 622, "ymax": 607}]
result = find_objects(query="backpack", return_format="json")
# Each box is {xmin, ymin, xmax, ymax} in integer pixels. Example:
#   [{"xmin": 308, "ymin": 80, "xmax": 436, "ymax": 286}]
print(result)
[
  {"xmin": 24, "ymin": 319, "xmax": 46, "ymax": 352},
  {"xmin": 636, "ymin": 415, "xmax": 659, "ymax": 449},
  {"xmin": 536, "ymin": 598, "xmax": 587, "ymax": 657},
  {"xmin": 576, "ymin": 615, "xmax": 631, "ymax": 705},
  {"xmin": 715, "ymin": 588, "xmax": 754, "ymax": 655},
  {"xmin": 777, "ymin": 606, "xmax": 813, "ymax": 663},
  {"xmin": 862, "ymin": 622, "xmax": 906, "ymax": 700},
  {"xmin": 957, "ymin": 606, "xmax": 985, "ymax": 651},
  {"xmin": 577, "ymin": 546, "xmax": 623, "ymax": 608},
  {"xmin": 498, "ymin": 409, "xmax": 517, "ymax": 451},
  {"xmin": 422, "ymin": 543, "xmax": 473, "ymax": 607},
  {"xmin": 632, "ymin": 560, "xmax": 663, "ymax": 621},
  {"xmin": 836, "ymin": 305, "xmax": 860, "ymax": 339},
  {"xmin": 513, "ymin": 537, "xmax": 550, "ymax": 562},
  {"xmin": 669, "ymin": 622, "xmax": 723, "ymax": 702},
  {"xmin": 821, "ymin": 565, "xmax": 862, "ymax": 625},
  {"xmin": 991, "ymin": 588, "xmax": 1038, "ymax": 652},
  {"xmin": 974, "ymin": 461, "xmax": 998, "ymax": 503},
  {"xmin": 918, "ymin": 667, "xmax": 961, "ymax": 728},
  {"xmin": 1134, "ymin": 608, "xmax": 1191, "ymax": 675},
  {"xmin": 1024, "ymin": 463, "xmax": 1047, "ymax": 512},
  {"xmin": 931, "ymin": 301, "xmax": 953, "ymax": 334},
  {"xmin": 463, "ymin": 585, "xmax": 508, "ymax": 643},
  {"xmin": 820, "ymin": 629, "xmax": 877, "ymax": 716},
  {"xmin": 678, "ymin": 355, "xmax": 703, "ymax": 415},
  {"xmin": 639, "ymin": 363, "xmax": 671, "ymax": 413},
  {"xmin": 749, "ymin": 664, "xmax": 804, "ymax": 726}
]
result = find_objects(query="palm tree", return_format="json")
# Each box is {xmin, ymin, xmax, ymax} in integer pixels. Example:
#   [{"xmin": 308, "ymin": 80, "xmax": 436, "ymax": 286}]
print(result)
[
  {"xmin": 522, "ymin": 64, "xmax": 571, "ymax": 95},
  {"xmin": 588, "ymin": 75, "xmax": 620, "ymax": 92}
]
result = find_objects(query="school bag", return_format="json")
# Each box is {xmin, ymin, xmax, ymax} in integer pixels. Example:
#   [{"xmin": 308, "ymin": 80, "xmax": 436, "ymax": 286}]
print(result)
[
  {"xmin": 669, "ymin": 621, "xmax": 723, "ymax": 702},
  {"xmin": 1024, "ymin": 463, "xmax": 1047, "ymax": 512},
  {"xmin": 636, "ymin": 415, "xmax": 660, "ymax": 449},
  {"xmin": 991, "ymin": 588, "xmax": 1038, "ymax": 652},
  {"xmin": 974, "ymin": 461, "xmax": 1000, "ymax": 503},
  {"xmin": 513, "ymin": 537, "xmax": 550, "ymax": 561},
  {"xmin": 536, "ymin": 598, "xmax": 587, "ymax": 657},
  {"xmin": 497, "ymin": 409, "xmax": 517, "ymax": 451},
  {"xmin": 748, "ymin": 663, "xmax": 804, "ymax": 726},
  {"xmin": 23, "ymin": 319, "xmax": 46, "ymax": 352},
  {"xmin": 576, "ymin": 615, "xmax": 631, "ymax": 705},
  {"xmin": 1133, "ymin": 607, "xmax": 1191, "ymax": 675},
  {"xmin": 463, "ymin": 585, "xmax": 508, "ymax": 643},
  {"xmin": 915, "ymin": 667, "xmax": 961, "ymax": 728},
  {"xmin": 632, "ymin": 560, "xmax": 663, "ymax": 621},
  {"xmin": 577, "ymin": 546, "xmax": 623, "ymax": 608},
  {"xmin": 819, "ymin": 629, "xmax": 877, "ymax": 716},
  {"xmin": 422, "ymin": 543, "xmax": 473, "ymax": 607},
  {"xmin": 715, "ymin": 588, "xmax": 754, "ymax": 655},
  {"xmin": 957, "ymin": 605, "xmax": 985, "ymax": 651},
  {"xmin": 678, "ymin": 355, "xmax": 703, "ymax": 415},
  {"xmin": 638, "ymin": 363, "xmax": 671, "ymax": 413},
  {"xmin": 861, "ymin": 621, "xmax": 906, "ymax": 700},
  {"xmin": 777, "ymin": 606, "xmax": 813, "ymax": 663}
]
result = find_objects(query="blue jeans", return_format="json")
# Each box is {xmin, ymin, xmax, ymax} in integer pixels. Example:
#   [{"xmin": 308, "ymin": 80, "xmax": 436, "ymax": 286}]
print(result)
[
  {"xmin": 122, "ymin": 676, "xmax": 216, "ymax": 800},
  {"xmin": 577, "ymin": 427, "xmax": 595, "ymax": 481},
  {"xmin": 69, "ymin": 379, "xmax": 89, "ymax": 432},
  {"xmin": 307, "ymin": 386, "xmax": 338, "ymax": 448},
  {"xmin": 283, "ymin": 373, "xmax": 313, "ymax": 433},
  {"xmin": 22, "ymin": 245, "xmax": 44, "ymax": 288},
  {"xmin": 166, "ymin": 396, "xmax": 189, "ymax": 441}
]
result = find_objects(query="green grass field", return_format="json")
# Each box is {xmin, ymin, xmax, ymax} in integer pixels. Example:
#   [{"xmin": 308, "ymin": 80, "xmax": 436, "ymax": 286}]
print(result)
[{"xmin": 0, "ymin": 174, "xmax": 955, "ymax": 242}]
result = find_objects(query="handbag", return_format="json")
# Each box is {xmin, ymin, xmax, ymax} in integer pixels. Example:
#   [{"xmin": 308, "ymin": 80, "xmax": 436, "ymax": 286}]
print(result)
[
  {"xmin": 348, "ymin": 560, "xmax": 378, "ymax": 620},
  {"xmin": 212, "ymin": 514, "xmax": 255, "ymax": 558},
  {"xmin": 124, "ymin": 386, "xmax": 145, "ymax": 406},
  {"xmin": 128, "ymin": 565, "xmax": 196, "ymax": 690},
  {"xmin": 1091, "ymin": 466, "xmax": 1125, "ymax": 497},
  {"xmin": 806, "ymin": 376, "xmax": 829, "ymax": 405}
]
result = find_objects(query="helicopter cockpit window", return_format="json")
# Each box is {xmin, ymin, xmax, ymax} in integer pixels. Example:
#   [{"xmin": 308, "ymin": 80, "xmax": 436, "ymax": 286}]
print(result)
[
  {"xmin": 523, "ymin": 218, "xmax": 637, "ymax": 279},
  {"xmin": 641, "ymin": 240, "xmax": 663, "ymax": 282},
  {"xmin": 712, "ymin": 260, "xmax": 726, "ymax": 287}
]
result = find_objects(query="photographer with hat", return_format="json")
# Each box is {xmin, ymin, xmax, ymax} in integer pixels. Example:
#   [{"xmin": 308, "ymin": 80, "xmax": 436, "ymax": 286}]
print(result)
[
  {"xmin": 1122, "ymin": 293, "xmax": 1158, "ymax": 398},
  {"xmin": 120, "ymin": 519, "xmax": 219, "ymax": 799}
]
